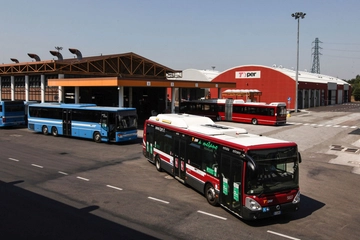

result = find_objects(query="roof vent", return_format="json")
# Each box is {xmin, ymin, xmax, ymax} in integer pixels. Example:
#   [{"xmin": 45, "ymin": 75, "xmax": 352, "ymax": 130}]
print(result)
[
  {"xmin": 27, "ymin": 53, "xmax": 41, "ymax": 61},
  {"xmin": 49, "ymin": 51, "xmax": 63, "ymax": 61},
  {"xmin": 69, "ymin": 48, "xmax": 82, "ymax": 60},
  {"xmin": 10, "ymin": 58, "xmax": 19, "ymax": 63}
]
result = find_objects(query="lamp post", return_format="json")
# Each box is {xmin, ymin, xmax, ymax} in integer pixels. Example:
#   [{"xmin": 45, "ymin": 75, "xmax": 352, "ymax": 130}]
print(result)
[{"xmin": 291, "ymin": 12, "xmax": 306, "ymax": 112}]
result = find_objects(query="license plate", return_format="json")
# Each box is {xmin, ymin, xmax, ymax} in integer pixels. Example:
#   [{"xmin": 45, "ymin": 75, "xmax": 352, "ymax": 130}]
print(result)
[{"xmin": 273, "ymin": 211, "xmax": 281, "ymax": 215}]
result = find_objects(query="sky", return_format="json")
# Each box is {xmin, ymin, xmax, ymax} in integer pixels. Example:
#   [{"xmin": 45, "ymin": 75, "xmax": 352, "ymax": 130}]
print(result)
[{"xmin": 1, "ymin": 0, "xmax": 359, "ymax": 80}]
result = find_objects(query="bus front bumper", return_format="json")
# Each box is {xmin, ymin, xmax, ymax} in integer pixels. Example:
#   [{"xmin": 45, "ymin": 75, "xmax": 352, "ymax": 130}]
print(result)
[{"xmin": 242, "ymin": 202, "xmax": 299, "ymax": 220}]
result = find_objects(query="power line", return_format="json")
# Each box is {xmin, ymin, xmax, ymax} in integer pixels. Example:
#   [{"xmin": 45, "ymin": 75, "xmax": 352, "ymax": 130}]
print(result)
[
  {"xmin": 321, "ymin": 54, "xmax": 360, "ymax": 59},
  {"xmin": 323, "ymin": 48, "xmax": 360, "ymax": 52},
  {"xmin": 322, "ymin": 42, "xmax": 360, "ymax": 46}
]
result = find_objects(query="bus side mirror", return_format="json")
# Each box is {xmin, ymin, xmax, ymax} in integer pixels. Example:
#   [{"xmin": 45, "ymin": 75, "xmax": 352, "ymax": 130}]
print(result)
[{"xmin": 298, "ymin": 152, "xmax": 302, "ymax": 163}]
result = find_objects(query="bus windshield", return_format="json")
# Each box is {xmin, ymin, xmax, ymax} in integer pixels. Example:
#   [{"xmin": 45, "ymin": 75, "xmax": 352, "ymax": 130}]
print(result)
[
  {"xmin": 246, "ymin": 147, "xmax": 299, "ymax": 195},
  {"xmin": 277, "ymin": 105, "xmax": 287, "ymax": 117}
]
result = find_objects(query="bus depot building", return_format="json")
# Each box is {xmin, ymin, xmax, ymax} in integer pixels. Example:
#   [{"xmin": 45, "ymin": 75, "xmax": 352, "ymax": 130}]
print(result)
[
  {"xmin": 208, "ymin": 65, "xmax": 351, "ymax": 110},
  {"xmin": 0, "ymin": 51, "xmax": 234, "ymax": 123}
]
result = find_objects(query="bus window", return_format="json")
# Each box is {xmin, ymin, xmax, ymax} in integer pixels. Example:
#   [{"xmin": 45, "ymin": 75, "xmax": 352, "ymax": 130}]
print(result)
[
  {"xmin": 188, "ymin": 143, "xmax": 201, "ymax": 169},
  {"xmin": 202, "ymin": 147, "xmax": 218, "ymax": 177}
]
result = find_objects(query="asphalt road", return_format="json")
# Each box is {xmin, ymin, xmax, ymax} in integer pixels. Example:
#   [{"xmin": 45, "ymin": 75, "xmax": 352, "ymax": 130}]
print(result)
[{"xmin": 1, "ymin": 102, "xmax": 360, "ymax": 240}]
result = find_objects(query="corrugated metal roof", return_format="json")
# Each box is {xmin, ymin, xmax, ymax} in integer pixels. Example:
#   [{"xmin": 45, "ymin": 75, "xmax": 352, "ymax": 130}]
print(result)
[
  {"xmin": 270, "ymin": 65, "xmax": 349, "ymax": 86},
  {"xmin": 168, "ymin": 69, "xmax": 220, "ymax": 82}
]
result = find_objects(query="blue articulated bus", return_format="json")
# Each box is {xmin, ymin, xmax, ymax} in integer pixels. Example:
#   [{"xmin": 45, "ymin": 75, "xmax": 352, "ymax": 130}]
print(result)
[
  {"xmin": 0, "ymin": 100, "xmax": 26, "ymax": 127},
  {"xmin": 27, "ymin": 103, "xmax": 138, "ymax": 143}
]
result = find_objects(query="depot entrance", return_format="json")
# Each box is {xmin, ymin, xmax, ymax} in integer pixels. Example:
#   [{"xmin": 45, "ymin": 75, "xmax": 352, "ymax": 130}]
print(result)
[{"xmin": 63, "ymin": 86, "xmax": 168, "ymax": 125}]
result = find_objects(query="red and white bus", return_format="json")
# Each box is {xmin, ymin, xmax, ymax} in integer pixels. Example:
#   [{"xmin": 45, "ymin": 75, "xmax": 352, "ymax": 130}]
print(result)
[
  {"xmin": 143, "ymin": 114, "xmax": 301, "ymax": 220},
  {"xmin": 180, "ymin": 99, "xmax": 287, "ymax": 125}
]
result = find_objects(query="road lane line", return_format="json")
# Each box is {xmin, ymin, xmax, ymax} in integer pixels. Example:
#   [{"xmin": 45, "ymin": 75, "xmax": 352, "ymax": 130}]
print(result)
[
  {"xmin": 58, "ymin": 171, "xmax": 68, "ymax": 175},
  {"xmin": 31, "ymin": 164, "xmax": 43, "ymax": 168},
  {"xmin": 197, "ymin": 210, "xmax": 227, "ymax": 220},
  {"xmin": 106, "ymin": 185, "xmax": 123, "ymax": 191},
  {"xmin": 267, "ymin": 230, "xmax": 300, "ymax": 240},
  {"xmin": 77, "ymin": 176, "xmax": 89, "ymax": 181},
  {"xmin": 8, "ymin": 158, "xmax": 19, "ymax": 162},
  {"xmin": 148, "ymin": 196, "xmax": 169, "ymax": 204}
]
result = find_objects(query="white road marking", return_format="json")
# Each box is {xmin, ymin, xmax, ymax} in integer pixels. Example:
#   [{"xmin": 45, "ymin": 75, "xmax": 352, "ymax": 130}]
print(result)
[
  {"xmin": 8, "ymin": 158, "xmax": 19, "ymax": 162},
  {"xmin": 76, "ymin": 176, "xmax": 89, "ymax": 181},
  {"xmin": 106, "ymin": 185, "xmax": 123, "ymax": 191},
  {"xmin": 31, "ymin": 164, "xmax": 43, "ymax": 168},
  {"xmin": 197, "ymin": 210, "xmax": 227, "ymax": 220},
  {"xmin": 148, "ymin": 196, "xmax": 169, "ymax": 204},
  {"xmin": 58, "ymin": 171, "xmax": 68, "ymax": 175},
  {"xmin": 267, "ymin": 230, "xmax": 300, "ymax": 240}
]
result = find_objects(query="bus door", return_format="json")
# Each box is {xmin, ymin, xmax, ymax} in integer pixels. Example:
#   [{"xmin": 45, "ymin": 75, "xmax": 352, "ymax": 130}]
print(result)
[
  {"xmin": 219, "ymin": 153, "xmax": 243, "ymax": 214},
  {"xmin": 107, "ymin": 112, "xmax": 116, "ymax": 141},
  {"xmin": 62, "ymin": 109, "xmax": 72, "ymax": 136},
  {"xmin": 225, "ymin": 99, "xmax": 233, "ymax": 121},
  {"xmin": 100, "ymin": 112, "xmax": 109, "ymax": 139},
  {"xmin": 173, "ymin": 134, "xmax": 186, "ymax": 183}
]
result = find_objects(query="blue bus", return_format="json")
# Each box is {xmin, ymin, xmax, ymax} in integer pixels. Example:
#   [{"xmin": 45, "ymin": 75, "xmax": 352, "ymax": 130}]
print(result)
[
  {"xmin": 27, "ymin": 103, "xmax": 138, "ymax": 143},
  {"xmin": 0, "ymin": 100, "xmax": 26, "ymax": 127}
]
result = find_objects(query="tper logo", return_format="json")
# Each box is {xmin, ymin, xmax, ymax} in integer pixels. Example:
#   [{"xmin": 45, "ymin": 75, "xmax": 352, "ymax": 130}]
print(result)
[{"xmin": 235, "ymin": 71, "xmax": 261, "ymax": 79}]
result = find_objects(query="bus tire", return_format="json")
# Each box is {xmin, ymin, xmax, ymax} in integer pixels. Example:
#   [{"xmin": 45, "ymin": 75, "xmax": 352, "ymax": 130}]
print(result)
[
  {"xmin": 251, "ymin": 118, "xmax": 258, "ymax": 125},
  {"xmin": 155, "ymin": 155, "xmax": 162, "ymax": 172},
  {"xmin": 93, "ymin": 132, "xmax": 102, "ymax": 143},
  {"xmin": 51, "ymin": 127, "xmax": 58, "ymax": 137},
  {"xmin": 42, "ymin": 126, "xmax": 48, "ymax": 135},
  {"xmin": 205, "ymin": 183, "xmax": 218, "ymax": 206}
]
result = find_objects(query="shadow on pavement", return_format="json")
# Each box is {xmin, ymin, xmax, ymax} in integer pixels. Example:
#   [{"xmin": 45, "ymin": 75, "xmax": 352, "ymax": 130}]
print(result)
[
  {"xmin": 0, "ymin": 180, "xmax": 158, "ymax": 240},
  {"xmin": 244, "ymin": 194, "xmax": 325, "ymax": 227}
]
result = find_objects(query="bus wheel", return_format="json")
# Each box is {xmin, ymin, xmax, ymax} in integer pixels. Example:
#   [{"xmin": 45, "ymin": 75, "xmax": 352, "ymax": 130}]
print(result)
[
  {"xmin": 42, "ymin": 126, "xmax": 48, "ymax": 135},
  {"xmin": 251, "ymin": 118, "xmax": 258, "ymax": 125},
  {"xmin": 93, "ymin": 132, "xmax": 102, "ymax": 143},
  {"xmin": 205, "ymin": 183, "xmax": 218, "ymax": 206},
  {"xmin": 51, "ymin": 127, "xmax": 58, "ymax": 137},
  {"xmin": 155, "ymin": 155, "xmax": 162, "ymax": 172}
]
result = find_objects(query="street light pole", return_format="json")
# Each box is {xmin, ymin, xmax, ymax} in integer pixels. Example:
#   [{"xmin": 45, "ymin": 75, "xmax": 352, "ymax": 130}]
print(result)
[{"xmin": 291, "ymin": 12, "xmax": 306, "ymax": 112}]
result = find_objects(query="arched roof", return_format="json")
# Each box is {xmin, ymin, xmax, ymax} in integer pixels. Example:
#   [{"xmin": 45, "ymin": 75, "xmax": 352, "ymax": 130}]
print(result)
[
  {"xmin": 270, "ymin": 65, "xmax": 349, "ymax": 86},
  {"xmin": 168, "ymin": 68, "xmax": 220, "ymax": 81},
  {"xmin": 225, "ymin": 64, "xmax": 349, "ymax": 86},
  {"xmin": 217, "ymin": 64, "xmax": 349, "ymax": 88}
]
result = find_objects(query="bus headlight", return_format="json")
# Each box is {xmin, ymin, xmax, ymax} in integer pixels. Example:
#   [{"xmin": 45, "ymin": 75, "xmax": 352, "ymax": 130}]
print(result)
[
  {"xmin": 245, "ymin": 197, "xmax": 262, "ymax": 211},
  {"xmin": 292, "ymin": 190, "xmax": 301, "ymax": 204}
]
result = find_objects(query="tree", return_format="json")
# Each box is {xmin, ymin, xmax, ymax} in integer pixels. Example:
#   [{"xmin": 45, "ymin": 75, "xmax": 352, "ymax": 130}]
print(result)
[
  {"xmin": 349, "ymin": 75, "xmax": 360, "ymax": 101},
  {"xmin": 353, "ymin": 87, "xmax": 360, "ymax": 101}
]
